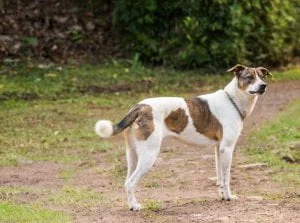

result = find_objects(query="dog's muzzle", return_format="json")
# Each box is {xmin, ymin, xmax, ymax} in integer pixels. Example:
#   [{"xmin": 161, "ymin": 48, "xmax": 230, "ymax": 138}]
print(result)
[
  {"xmin": 258, "ymin": 84, "xmax": 267, "ymax": 93},
  {"xmin": 250, "ymin": 84, "xmax": 267, "ymax": 95}
]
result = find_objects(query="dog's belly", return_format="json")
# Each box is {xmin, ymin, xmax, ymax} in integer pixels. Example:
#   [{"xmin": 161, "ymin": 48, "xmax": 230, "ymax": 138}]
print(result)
[{"xmin": 166, "ymin": 125, "xmax": 217, "ymax": 147}]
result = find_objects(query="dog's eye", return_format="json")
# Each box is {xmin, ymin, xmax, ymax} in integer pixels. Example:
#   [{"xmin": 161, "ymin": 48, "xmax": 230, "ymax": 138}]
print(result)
[
  {"xmin": 259, "ymin": 75, "xmax": 265, "ymax": 80},
  {"xmin": 244, "ymin": 75, "xmax": 254, "ymax": 83}
]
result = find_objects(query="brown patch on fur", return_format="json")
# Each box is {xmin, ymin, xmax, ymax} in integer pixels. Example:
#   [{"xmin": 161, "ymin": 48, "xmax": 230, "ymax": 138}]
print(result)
[
  {"xmin": 134, "ymin": 105, "xmax": 155, "ymax": 141},
  {"xmin": 165, "ymin": 108, "xmax": 188, "ymax": 133},
  {"xmin": 237, "ymin": 68, "xmax": 257, "ymax": 90},
  {"xmin": 113, "ymin": 104, "xmax": 144, "ymax": 135},
  {"xmin": 256, "ymin": 67, "xmax": 272, "ymax": 78},
  {"xmin": 185, "ymin": 98, "xmax": 223, "ymax": 141},
  {"xmin": 227, "ymin": 64, "xmax": 246, "ymax": 74}
]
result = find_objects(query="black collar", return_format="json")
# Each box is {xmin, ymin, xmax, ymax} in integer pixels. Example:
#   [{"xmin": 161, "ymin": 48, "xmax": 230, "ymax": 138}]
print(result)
[{"xmin": 224, "ymin": 91, "xmax": 245, "ymax": 120}]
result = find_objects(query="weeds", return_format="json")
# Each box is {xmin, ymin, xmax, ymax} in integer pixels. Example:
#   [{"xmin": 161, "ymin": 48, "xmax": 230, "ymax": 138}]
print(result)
[
  {"xmin": 47, "ymin": 185, "xmax": 104, "ymax": 207},
  {"xmin": 245, "ymin": 100, "xmax": 300, "ymax": 186},
  {"xmin": 59, "ymin": 168, "xmax": 77, "ymax": 180},
  {"xmin": 0, "ymin": 186, "xmax": 33, "ymax": 202},
  {"xmin": 143, "ymin": 199, "xmax": 162, "ymax": 212}
]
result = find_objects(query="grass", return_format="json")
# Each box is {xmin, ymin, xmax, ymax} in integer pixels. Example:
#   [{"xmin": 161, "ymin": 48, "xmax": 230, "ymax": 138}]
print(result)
[
  {"xmin": 273, "ymin": 67, "xmax": 300, "ymax": 81},
  {"xmin": 143, "ymin": 180, "xmax": 160, "ymax": 188},
  {"xmin": 0, "ymin": 186, "xmax": 33, "ymax": 202},
  {"xmin": 189, "ymin": 198, "xmax": 208, "ymax": 204},
  {"xmin": 0, "ymin": 61, "xmax": 230, "ymax": 101},
  {"xmin": 245, "ymin": 99, "xmax": 300, "ymax": 186},
  {"xmin": 143, "ymin": 199, "xmax": 162, "ymax": 212},
  {"xmin": 0, "ymin": 201, "xmax": 71, "ymax": 223},
  {"xmin": 0, "ymin": 61, "xmax": 299, "ymax": 220},
  {"xmin": 47, "ymin": 185, "xmax": 105, "ymax": 207},
  {"xmin": 59, "ymin": 168, "xmax": 77, "ymax": 180},
  {"xmin": 0, "ymin": 186, "xmax": 74, "ymax": 222},
  {"xmin": 1, "ymin": 62, "xmax": 299, "ymax": 102},
  {"xmin": 0, "ymin": 96, "xmax": 119, "ymax": 166}
]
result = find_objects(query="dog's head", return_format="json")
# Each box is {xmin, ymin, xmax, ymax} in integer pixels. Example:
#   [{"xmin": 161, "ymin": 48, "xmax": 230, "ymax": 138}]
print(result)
[{"xmin": 227, "ymin": 64, "xmax": 272, "ymax": 95}]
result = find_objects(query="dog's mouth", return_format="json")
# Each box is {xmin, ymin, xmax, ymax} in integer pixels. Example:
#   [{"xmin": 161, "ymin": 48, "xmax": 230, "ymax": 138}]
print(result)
[{"xmin": 249, "ymin": 90, "xmax": 265, "ymax": 95}]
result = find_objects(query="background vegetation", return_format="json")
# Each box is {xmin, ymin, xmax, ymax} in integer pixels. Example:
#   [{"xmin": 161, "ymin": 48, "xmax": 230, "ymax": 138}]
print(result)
[
  {"xmin": 247, "ymin": 99, "xmax": 300, "ymax": 185},
  {"xmin": 0, "ymin": 63, "xmax": 299, "ymax": 222},
  {"xmin": 1, "ymin": 0, "xmax": 299, "ymax": 69},
  {"xmin": 0, "ymin": 1, "xmax": 299, "ymax": 221},
  {"xmin": 115, "ymin": 0, "xmax": 300, "ymax": 68}
]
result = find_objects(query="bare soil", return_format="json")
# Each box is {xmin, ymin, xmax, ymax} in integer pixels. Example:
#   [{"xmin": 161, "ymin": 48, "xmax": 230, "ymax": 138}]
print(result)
[{"xmin": 1, "ymin": 81, "xmax": 300, "ymax": 223}]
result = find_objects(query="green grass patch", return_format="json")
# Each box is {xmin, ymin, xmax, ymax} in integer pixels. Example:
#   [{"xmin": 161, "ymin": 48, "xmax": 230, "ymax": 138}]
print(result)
[
  {"xmin": 245, "ymin": 100, "xmax": 300, "ymax": 186},
  {"xmin": 47, "ymin": 185, "xmax": 104, "ymax": 207},
  {"xmin": 0, "ymin": 96, "xmax": 118, "ymax": 166},
  {"xmin": 0, "ymin": 186, "xmax": 33, "ymax": 202},
  {"xmin": 59, "ymin": 168, "xmax": 77, "ymax": 180},
  {"xmin": 0, "ymin": 61, "xmax": 232, "ymax": 101},
  {"xmin": 143, "ymin": 180, "xmax": 160, "ymax": 188},
  {"xmin": 143, "ymin": 199, "xmax": 162, "ymax": 212},
  {"xmin": 273, "ymin": 67, "xmax": 300, "ymax": 81},
  {"xmin": 189, "ymin": 198, "xmax": 208, "ymax": 204},
  {"xmin": 0, "ymin": 201, "xmax": 71, "ymax": 223},
  {"xmin": 0, "ymin": 62, "xmax": 299, "ymax": 102}
]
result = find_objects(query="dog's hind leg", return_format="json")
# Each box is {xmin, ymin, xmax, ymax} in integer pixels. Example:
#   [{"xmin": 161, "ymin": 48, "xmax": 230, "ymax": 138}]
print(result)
[
  {"xmin": 124, "ymin": 135, "xmax": 162, "ymax": 211},
  {"xmin": 124, "ymin": 129, "xmax": 138, "ymax": 180}
]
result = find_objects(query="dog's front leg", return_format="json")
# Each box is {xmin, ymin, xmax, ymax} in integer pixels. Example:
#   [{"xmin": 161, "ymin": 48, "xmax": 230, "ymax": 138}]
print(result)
[
  {"xmin": 215, "ymin": 146, "xmax": 221, "ymax": 186},
  {"xmin": 218, "ymin": 142, "xmax": 237, "ymax": 201}
]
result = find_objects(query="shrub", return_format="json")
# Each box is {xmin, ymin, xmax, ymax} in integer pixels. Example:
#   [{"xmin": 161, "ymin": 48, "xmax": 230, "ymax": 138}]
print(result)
[{"xmin": 114, "ymin": 0, "xmax": 299, "ymax": 69}]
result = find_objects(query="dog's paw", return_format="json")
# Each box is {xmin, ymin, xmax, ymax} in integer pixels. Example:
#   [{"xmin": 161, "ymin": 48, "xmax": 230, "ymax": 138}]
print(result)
[
  {"xmin": 129, "ymin": 203, "xmax": 142, "ymax": 211},
  {"xmin": 222, "ymin": 194, "xmax": 238, "ymax": 201},
  {"xmin": 229, "ymin": 194, "xmax": 238, "ymax": 200}
]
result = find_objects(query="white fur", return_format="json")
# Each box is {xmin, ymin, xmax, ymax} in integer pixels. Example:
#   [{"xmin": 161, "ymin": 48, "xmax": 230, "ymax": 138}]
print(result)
[
  {"xmin": 247, "ymin": 75, "xmax": 266, "ymax": 95},
  {"xmin": 95, "ymin": 120, "xmax": 113, "ymax": 138},
  {"xmin": 96, "ymin": 74, "xmax": 266, "ymax": 211}
]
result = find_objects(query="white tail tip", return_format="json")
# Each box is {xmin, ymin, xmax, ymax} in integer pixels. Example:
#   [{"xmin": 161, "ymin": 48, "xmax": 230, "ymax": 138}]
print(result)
[{"xmin": 95, "ymin": 120, "xmax": 114, "ymax": 138}]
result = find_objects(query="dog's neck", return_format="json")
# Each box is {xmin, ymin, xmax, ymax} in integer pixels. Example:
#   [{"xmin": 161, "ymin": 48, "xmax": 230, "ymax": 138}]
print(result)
[{"xmin": 224, "ymin": 77, "xmax": 258, "ymax": 119}]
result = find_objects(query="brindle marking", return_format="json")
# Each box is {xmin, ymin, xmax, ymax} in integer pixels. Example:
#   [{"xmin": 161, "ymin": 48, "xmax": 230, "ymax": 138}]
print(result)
[
  {"xmin": 185, "ymin": 98, "xmax": 223, "ymax": 141},
  {"xmin": 113, "ymin": 104, "xmax": 144, "ymax": 135},
  {"xmin": 164, "ymin": 108, "xmax": 188, "ymax": 133},
  {"xmin": 237, "ymin": 68, "xmax": 257, "ymax": 90},
  {"xmin": 113, "ymin": 104, "xmax": 154, "ymax": 141},
  {"xmin": 256, "ymin": 67, "xmax": 272, "ymax": 79},
  {"xmin": 133, "ymin": 105, "xmax": 154, "ymax": 141}
]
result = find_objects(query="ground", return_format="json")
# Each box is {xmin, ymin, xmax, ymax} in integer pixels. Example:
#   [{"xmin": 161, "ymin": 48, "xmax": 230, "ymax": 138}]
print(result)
[{"xmin": 0, "ymin": 79, "xmax": 299, "ymax": 222}]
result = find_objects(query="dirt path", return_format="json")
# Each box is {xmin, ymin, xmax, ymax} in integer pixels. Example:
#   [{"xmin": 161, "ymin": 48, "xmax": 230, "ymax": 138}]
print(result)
[{"xmin": 1, "ymin": 81, "xmax": 300, "ymax": 223}]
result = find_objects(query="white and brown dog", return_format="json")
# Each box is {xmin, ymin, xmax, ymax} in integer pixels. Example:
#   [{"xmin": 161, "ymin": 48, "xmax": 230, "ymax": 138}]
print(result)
[{"xmin": 95, "ymin": 64, "xmax": 272, "ymax": 211}]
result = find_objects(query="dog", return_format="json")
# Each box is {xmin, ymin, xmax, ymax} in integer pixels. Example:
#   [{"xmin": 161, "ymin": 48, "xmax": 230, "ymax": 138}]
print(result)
[{"xmin": 95, "ymin": 64, "xmax": 272, "ymax": 211}]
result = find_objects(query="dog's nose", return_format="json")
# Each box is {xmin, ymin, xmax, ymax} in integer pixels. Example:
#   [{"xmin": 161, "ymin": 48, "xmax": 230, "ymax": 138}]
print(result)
[{"xmin": 259, "ymin": 84, "xmax": 267, "ymax": 91}]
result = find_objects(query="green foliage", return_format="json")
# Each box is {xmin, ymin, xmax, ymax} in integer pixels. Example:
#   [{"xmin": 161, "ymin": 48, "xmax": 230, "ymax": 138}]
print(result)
[{"xmin": 114, "ymin": 0, "xmax": 299, "ymax": 68}]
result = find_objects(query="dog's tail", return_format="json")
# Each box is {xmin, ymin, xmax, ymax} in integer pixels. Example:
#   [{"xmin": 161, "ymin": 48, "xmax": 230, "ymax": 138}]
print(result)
[{"xmin": 95, "ymin": 104, "xmax": 142, "ymax": 138}]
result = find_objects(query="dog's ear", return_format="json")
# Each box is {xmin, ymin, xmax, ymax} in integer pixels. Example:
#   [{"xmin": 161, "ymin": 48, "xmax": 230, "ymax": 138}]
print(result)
[
  {"xmin": 256, "ymin": 67, "xmax": 273, "ymax": 78},
  {"xmin": 227, "ymin": 64, "xmax": 246, "ymax": 77}
]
